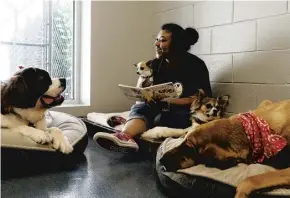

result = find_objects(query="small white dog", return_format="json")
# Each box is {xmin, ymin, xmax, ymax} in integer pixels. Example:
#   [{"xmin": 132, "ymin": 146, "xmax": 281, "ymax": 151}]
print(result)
[{"xmin": 134, "ymin": 61, "xmax": 153, "ymax": 88}]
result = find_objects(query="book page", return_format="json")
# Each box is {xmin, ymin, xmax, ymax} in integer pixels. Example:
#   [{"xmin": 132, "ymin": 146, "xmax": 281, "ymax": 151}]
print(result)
[
  {"xmin": 143, "ymin": 82, "xmax": 179, "ymax": 101},
  {"xmin": 118, "ymin": 84, "xmax": 146, "ymax": 101},
  {"xmin": 119, "ymin": 82, "xmax": 179, "ymax": 102}
]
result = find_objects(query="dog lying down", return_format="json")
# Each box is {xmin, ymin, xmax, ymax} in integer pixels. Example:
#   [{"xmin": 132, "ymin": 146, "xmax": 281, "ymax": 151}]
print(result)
[
  {"xmin": 160, "ymin": 99, "xmax": 290, "ymax": 198},
  {"xmin": 1, "ymin": 67, "xmax": 73, "ymax": 154},
  {"xmin": 141, "ymin": 89, "xmax": 229, "ymax": 142}
]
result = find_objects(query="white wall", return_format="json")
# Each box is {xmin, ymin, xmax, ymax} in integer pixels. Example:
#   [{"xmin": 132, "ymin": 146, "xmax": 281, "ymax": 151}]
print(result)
[
  {"xmin": 154, "ymin": 1, "xmax": 290, "ymax": 115},
  {"xmin": 54, "ymin": 1, "xmax": 156, "ymax": 116},
  {"xmin": 56, "ymin": 1, "xmax": 290, "ymax": 117}
]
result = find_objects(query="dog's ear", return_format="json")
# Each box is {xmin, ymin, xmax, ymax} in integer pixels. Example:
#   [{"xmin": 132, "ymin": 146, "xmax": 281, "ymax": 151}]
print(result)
[
  {"xmin": 190, "ymin": 89, "xmax": 205, "ymax": 110},
  {"xmin": 1, "ymin": 76, "xmax": 35, "ymax": 109},
  {"xmin": 133, "ymin": 63, "xmax": 137, "ymax": 67},
  {"xmin": 217, "ymin": 95, "xmax": 230, "ymax": 109},
  {"xmin": 196, "ymin": 89, "xmax": 205, "ymax": 100},
  {"xmin": 160, "ymin": 138, "xmax": 198, "ymax": 171}
]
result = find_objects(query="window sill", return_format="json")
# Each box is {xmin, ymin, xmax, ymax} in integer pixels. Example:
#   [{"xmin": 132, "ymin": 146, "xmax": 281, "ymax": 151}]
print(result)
[
  {"xmin": 52, "ymin": 103, "xmax": 92, "ymax": 117},
  {"xmin": 56, "ymin": 103, "xmax": 90, "ymax": 108}
]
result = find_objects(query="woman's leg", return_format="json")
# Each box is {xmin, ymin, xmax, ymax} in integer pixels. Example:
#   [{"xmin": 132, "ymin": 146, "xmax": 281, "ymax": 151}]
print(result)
[
  {"xmin": 121, "ymin": 119, "xmax": 147, "ymax": 137},
  {"xmin": 154, "ymin": 109, "xmax": 191, "ymax": 129},
  {"xmin": 93, "ymin": 103, "xmax": 161, "ymax": 153},
  {"xmin": 140, "ymin": 109, "xmax": 191, "ymax": 141}
]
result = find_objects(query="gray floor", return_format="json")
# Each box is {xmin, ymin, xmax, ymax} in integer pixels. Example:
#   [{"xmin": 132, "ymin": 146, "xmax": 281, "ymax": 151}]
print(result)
[{"xmin": 1, "ymin": 138, "xmax": 166, "ymax": 198}]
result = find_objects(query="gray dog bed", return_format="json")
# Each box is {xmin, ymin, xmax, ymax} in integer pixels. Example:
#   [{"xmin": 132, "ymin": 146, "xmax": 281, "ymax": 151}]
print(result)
[
  {"xmin": 156, "ymin": 137, "xmax": 290, "ymax": 198},
  {"xmin": 1, "ymin": 111, "xmax": 88, "ymax": 178}
]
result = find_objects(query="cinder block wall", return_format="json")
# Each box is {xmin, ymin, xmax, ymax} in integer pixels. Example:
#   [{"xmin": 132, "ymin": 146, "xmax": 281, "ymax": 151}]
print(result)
[{"xmin": 153, "ymin": 1, "xmax": 290, "ymax": 114}]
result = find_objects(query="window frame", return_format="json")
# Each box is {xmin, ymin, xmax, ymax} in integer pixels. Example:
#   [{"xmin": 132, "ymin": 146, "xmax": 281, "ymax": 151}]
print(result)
[
  {"xmin": 0, "ymin": 0, "xmax": 81, "ymax": 105},
  {"xmin": 62, "ymin": 0, "xmax": 81, "ymax": 105},
  {"xmin": 49, "ymin": 0, "xmax": 81, "ymax": 104}
]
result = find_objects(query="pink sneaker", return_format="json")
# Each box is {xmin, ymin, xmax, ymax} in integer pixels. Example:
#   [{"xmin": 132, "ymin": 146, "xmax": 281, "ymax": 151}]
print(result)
[{"xmin": 93, "ymin": 132, "xmax": 139, "ymax": 153}]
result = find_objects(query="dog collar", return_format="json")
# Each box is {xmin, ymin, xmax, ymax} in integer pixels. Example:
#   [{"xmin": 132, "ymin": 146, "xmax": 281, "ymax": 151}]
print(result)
[
  {"xmin": 238, "ymin": 112, "xmax": 287, "ymax": 163},
  {"xmin": 192, "ymin": 116, "xmax": 207, "ymax": 125}
]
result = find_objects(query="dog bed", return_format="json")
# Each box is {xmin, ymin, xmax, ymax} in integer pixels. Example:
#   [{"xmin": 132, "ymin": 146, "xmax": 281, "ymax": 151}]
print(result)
[
  {"xmin": 86, "ymin": 111, "xmax": 161, "ymax": 154},
  {"xmin": 1, "ymin": 111, "xmax": 88, "ymax": 178},
  {"xmin": 87, "ymin": 111, "xmax": 130, "ymax": 132},
  {"xmin": 156, "ymin": 137, "xmax": 290, "ymax": 198}
]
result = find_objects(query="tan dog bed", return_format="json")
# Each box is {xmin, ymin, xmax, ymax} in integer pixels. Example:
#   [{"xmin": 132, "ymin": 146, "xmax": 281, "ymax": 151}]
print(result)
[
  {"xmin": 2, "ymin": 111, "xmax": 88, "ymax": 178},
  {"xmin": 2, "ymin": 111, "xmax": 87, "ymax": 152},
  {"xmin": 156, "ymin": 137, "xmax": 290, "ymax": 198},
  {"xmin": 87, "ymin": 111, "xmax": 130, "ymax": 131}
]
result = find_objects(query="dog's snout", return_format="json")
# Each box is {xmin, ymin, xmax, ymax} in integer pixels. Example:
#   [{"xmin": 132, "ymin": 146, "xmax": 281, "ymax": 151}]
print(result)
[
  {"xmin": 160, "ymin": 155, "xmax": 180, "ymax": 172},
  {"xmin": 59, "ymin": 78, "xmax": 66, "ymax": 88},
  {"xmin": 213, "ymin": 109, "xmax": 218, "ymax": 116}
]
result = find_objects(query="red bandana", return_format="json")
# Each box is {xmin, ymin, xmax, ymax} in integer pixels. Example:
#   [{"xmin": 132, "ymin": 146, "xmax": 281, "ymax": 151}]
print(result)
[{"xmin": 238, "ymin": 112, "xmax": 287, "ymax": 163}]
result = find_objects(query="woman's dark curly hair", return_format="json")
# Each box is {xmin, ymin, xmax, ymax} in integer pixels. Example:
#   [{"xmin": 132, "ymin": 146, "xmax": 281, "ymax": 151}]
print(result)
[{"xmin": 161, "ymin": 23, "xmax": 199, "ymax": 53}]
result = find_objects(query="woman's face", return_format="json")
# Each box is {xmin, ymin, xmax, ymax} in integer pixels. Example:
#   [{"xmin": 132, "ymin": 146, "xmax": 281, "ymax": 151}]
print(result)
[{"xmin": 155, "ymin": 30, "xmax": 172, "ymax": 59}]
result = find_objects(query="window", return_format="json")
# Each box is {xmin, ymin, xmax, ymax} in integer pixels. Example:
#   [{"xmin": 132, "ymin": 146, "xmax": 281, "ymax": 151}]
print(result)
[{"xmin": 0, "ymin": 0, "xmax": 80, "ymax": 103}]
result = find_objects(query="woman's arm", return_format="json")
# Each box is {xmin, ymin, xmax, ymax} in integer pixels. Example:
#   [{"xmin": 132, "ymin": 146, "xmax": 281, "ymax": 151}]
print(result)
[
  {"xmin": 167, "ymin": 97, "xmax": 194, "ymax": 106},
  {"xmin": 176, "ymin": 55, "xmax": 212, "ymax": 100},
  {"xmin": 199, "ymin": 63, "xmax": 212, "ymax": 97},
  {"xmin": 166, "ymin": 60, "xmax": 211, "ymax": 107},
  {"xmin": 146, "ymin": 97, "xmax": 194, "ymax": 111}
]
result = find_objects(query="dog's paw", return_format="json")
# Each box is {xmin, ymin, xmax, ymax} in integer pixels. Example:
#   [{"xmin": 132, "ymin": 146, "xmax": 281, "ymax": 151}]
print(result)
[
  {"xmin": 29, "ymin": 130, "xmax": 52, "ymax": 144},
  {"xmin": 235, "ymin": 179, "xmax": 254, "ymax": 198},
  {"xmin": 141, "ymin": 127, "xmax": 167, "ymax": 139},
  {"xmin": 141, "ymin": 127, "xmax": 186, "ymax": 139},
  {"xmin": 234, "ymin": 192, "xmax": 248, "ymax": 198},
  {"xmin": 48, "ymin": 127, "xmax": 73, "ymax": 154}
]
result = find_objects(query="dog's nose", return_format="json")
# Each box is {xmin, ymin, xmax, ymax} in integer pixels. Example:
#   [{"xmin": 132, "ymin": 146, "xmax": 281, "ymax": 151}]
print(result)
[
  {"xmin": 136, "ymin": 72, "xmax": 140, "ymax": 75},
  {"xmin": 59, "ymin": 78, "xmax": 66, "ymax": 88},
  {"xmin": 213, "ymin": 109, "xmax": 218, "ymax": 116}
]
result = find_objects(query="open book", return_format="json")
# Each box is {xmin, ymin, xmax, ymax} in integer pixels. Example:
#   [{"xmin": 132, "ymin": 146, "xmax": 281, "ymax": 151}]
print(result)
[{"xmin": 118, "ymin": 82, "xmax": 179, "ymax": 102}]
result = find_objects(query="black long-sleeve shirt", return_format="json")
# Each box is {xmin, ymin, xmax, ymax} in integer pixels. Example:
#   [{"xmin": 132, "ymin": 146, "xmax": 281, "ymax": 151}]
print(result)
[{"xmin": 150, "ymin": 52, "xmax": 212, "ymax": 98}]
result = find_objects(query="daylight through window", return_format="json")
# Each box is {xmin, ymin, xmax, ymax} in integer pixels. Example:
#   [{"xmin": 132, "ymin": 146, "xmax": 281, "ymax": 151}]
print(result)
[{"xmin": 0, "ymin": 0, "xmax": 78, "ymax": 101}]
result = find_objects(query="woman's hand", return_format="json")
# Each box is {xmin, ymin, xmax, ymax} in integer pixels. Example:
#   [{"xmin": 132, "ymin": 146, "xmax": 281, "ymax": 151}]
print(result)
[{"xmin": 145, "ymin": 97, "xmax": 194, "ymax": 112}]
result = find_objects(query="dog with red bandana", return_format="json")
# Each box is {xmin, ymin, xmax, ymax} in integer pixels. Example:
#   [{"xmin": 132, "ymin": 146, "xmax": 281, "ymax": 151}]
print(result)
[
  {"xmin": 160, "ymin": 99, "xmax": 290, "ymax": 198},
  {"xmin": 1, "ymin": 67, "xmax": 73, "ymax": 154}
]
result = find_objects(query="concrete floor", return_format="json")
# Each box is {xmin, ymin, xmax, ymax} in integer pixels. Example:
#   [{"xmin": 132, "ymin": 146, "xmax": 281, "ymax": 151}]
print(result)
[{"xmin": 1, "ymin": 138, "xmax": 166, "ymax": 198}]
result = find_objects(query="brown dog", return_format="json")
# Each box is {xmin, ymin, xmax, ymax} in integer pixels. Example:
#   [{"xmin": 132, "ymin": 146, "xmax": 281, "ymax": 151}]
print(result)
[
  {"xmin": 141, "ymin": 89, "xmax": 229, "ymax": 141},
  {"xmin": 161, "ymin": 99, "xmax": 290, "ymax": 198}
]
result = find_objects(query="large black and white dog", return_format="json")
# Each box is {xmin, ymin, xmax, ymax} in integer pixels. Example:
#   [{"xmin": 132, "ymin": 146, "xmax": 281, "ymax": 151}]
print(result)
[{"xmin": 1, "ymin": 67, "xmax": 73, "ymax": 154}]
